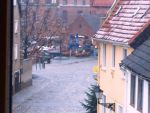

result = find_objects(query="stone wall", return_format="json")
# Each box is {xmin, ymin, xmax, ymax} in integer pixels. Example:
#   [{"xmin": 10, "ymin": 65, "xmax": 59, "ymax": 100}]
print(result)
[{"xmin": 21, "ymin": 58, "xmax": 32, "ymax": 89}]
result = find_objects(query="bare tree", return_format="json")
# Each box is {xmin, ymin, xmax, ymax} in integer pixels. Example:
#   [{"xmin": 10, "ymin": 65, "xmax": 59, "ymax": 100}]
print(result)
[{"xmin": 19, "ymin": 0, "xmax": 65, "ymax": 59}]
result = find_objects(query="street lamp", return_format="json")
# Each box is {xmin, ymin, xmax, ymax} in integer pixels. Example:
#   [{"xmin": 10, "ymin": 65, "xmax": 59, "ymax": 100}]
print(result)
[{"xmin": 94, "ymin": 85, "xmax": 115, "ymax": 112}]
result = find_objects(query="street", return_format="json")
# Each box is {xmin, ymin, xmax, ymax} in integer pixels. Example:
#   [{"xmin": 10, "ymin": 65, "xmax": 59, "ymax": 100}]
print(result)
[{"xmin": 13, "ymin": 57, "xmax": 97, "ymax": 113}]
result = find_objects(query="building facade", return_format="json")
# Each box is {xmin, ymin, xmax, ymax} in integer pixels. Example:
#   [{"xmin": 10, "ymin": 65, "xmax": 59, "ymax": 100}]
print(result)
[
  {"xmin": 121, "ymin": 25, "xmax": 150, "ymax": 113},
  {"xmin": 13, "ymin": 0, "xmax": 33, "ymax": 94},
  {"xmin": 13, "ymin": 0, "xmax": 22, "ymax": 94},
  {"xmin": 92, "ymin": 0, "xmax": 150, "ymax": 113}
]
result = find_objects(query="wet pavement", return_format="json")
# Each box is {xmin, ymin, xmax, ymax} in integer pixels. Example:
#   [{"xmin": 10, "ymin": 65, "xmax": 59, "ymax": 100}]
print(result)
[{"xmin": 13, "ymin": 57, "xmax": 97, "ymax": 113}]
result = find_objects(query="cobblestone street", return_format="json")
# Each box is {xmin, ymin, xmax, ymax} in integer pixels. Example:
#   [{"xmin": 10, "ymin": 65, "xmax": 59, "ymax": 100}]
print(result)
[{"xmin": 13, "ymin": 57, "xmax": 97, "ymax": 113}]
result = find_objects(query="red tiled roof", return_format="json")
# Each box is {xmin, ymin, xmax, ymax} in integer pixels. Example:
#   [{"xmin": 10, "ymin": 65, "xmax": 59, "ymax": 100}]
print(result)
[
  {"xmin": 93, "ymin": 0, "xmax": 150, "ymax": 44},
  {"xmin": 92, "ymin": 0, "xmax": 114, "ymax": 6}
]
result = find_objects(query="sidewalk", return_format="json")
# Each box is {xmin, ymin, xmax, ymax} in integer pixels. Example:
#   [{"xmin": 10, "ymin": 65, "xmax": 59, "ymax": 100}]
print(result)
[{"xmin": 12, "ymin": 74, "xmax": 50, "ymax": 110}]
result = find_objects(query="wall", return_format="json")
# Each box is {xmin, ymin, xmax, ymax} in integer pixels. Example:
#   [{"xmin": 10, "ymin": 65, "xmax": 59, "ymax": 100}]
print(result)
[
  {"xmin": 13, "ymin": 0, "xmax": 21, "ymax": 94},
  {"xmin": 126, "ymin": 71, "xmax": 149, "ymax": 113},
  {"xmin": 21, "ymin": 58, "xmax": 32, "ymax": 89},
  {"xmin": 97, "ymin": 42, "xmax": 133, "ymax": 113}
]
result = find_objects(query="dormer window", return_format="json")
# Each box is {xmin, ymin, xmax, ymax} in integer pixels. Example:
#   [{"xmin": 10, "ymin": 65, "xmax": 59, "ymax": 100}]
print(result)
[
  {"xmin": 115, "ymin": 6, "xmax": 122, "ymax": 15},
  {"xmin": 133, "ymin": 7, "xmax": 140, "ymax": 17}
]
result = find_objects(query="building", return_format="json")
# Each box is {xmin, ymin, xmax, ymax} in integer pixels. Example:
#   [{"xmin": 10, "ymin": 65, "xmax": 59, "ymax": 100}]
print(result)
[
  {"xmin": 13, "ymin": 0, "xmax": 22, "ymax": 94},
  {"xmin": 57, "ymin": 0, "xmax": 115, "ymax": 52},
  {"xmin": 91, "ymin": 0, "xmax": 114, "ymax": 16},
  {"xmin": 18, "ymin": 0, "xmax": 114, "ymax": 56},
  {"xmin": 120, "ymin": 25, "xmax": 150, "ymax": 113},
  {"xmin": 92, "ymin": 0, "xmax": 150, "ymax": 112},
  {"xmin": 13, "ymin": 0, "xmax": 32, "ymax": 94}
]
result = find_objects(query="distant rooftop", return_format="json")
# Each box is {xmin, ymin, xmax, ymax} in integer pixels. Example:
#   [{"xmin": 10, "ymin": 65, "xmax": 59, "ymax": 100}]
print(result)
[{"xmin": 92, "ymin": 0, "xmax": 114, "ymax": 7}]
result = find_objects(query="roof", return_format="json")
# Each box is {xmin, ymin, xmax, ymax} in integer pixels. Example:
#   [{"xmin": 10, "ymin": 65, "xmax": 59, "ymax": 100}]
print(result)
[
  {"xmin": 93, "ymin": 0, "xmax": 150, "ymax": 44},
  {"xmin": 82, "ymin": 14, "xmax": 101, "ymax": 32},
  {"xmin": 121, "ymin": 25, "xmax": 150, "ymax": 80},
  {"xmin": 68, "ymin": 15, "xmax": 94, "ymax": 36},
  {"xmin": 92, "ymin": 0, "xmax": 114, "ymax": 7}
]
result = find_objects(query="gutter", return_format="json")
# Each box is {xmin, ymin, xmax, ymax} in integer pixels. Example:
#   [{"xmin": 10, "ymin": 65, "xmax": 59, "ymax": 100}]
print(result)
[{"xmin": 92, "ymin": 38, "xmax": 129, "ymax": 47}]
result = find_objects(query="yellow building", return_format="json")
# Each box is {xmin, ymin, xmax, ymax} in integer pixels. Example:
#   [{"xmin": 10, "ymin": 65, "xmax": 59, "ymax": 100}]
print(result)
[{"xmin": 92, "ymin": 0, "xmax": 150, "ymax": 113}]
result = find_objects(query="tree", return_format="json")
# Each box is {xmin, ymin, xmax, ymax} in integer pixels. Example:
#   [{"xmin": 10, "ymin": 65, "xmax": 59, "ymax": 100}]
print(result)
[
  {"xmin": 19, "ymin": 0, "xmax": 66, "ymax": 59},
  {"xmin": 81, "ymin": 85, "xmax": 97, "ymax": 113}
]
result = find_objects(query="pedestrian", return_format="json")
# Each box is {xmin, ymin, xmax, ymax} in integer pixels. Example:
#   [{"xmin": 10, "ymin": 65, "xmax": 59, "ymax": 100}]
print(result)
[{"xmin": 42, "ymin": 57, "xmax": 45, "ymax": 69}]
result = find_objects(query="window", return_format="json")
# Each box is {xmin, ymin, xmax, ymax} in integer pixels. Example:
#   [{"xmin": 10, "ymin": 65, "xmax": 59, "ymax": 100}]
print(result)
[
  {"xmin": 74, "ymin": 0, "xmax": 77, "ymax": 5},
  {"xmin": 137, "ymin": 78, "xmax": 143, "ymax": 112},
  {"xmin": 102, "ymin": 43, "xmax": 106, "ymax": 67},
  {"xmin": 63, "ymin": 0, "xmax": 67, "ymax": 5},
  {"xmin": 102, "ymin": 95, "xmax": 106, "ymax": 113},
  {"xmin": 82, "ymin": 0, "xmax": 86, "ymax": 5},
  {"xmin": 130, "ymin": 74, "xmax": 136, "ymax": 106},
  {"xmin": 52, "ymin": 0, "xmax": 56, "ymax": 3},
  {"xmin": 123, "ymin": 48, "xmax": 127, "ymax": 59},
  {"xmin": 45, "ymin": 0, "xmax": 52, "ymax": 4},
  {"xmin": 118, "ymin": 105, "xmax": 123, "ymax": 113},
  {"xmin": 148, "ymin": 84, "xmax": 150, "ymax": 113},
  {"xmin": 14, "ymin": 0, "xmax": 17, "ymax": 6},
  {"xmin": 14, "ymin": 44, "xmax": 18, "ymax": 60},
  {"xmin": 112, "ymin": 45, "xmax": 115, "ymax": 67},
  {"xmin": 14, "ymin": 20, "xmax": 19, "ymax": 33}
]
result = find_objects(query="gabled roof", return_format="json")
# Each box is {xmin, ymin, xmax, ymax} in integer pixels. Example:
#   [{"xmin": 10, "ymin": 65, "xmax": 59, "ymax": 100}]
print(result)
[
  {"xmin": 92, "ymin": 0, "xmax": 114, "ymax": 7},
  {"xmin": 68, "ymin": 15, "xmax": 94, "ymax": 36},
  {"xmin": 82, "ymin": 14, "xmax": 101, "ymax": 32},
  {"xmin": 121, "ymin": 25, "xmax": 150, "ymax": 80},
  {"xmin": 93, "ymin": 0, "xmax": 150, "ymax": 45}
]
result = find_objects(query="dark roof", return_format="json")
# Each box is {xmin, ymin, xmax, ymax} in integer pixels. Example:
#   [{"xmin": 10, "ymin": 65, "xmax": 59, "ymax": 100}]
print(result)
[
  {"xmin": 121, "ymin": 36, "xmax": 150, "ymax": 80},
  {"xmin": 93, "ymin": 0, "xmax": 150, "ymax": 44}
]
